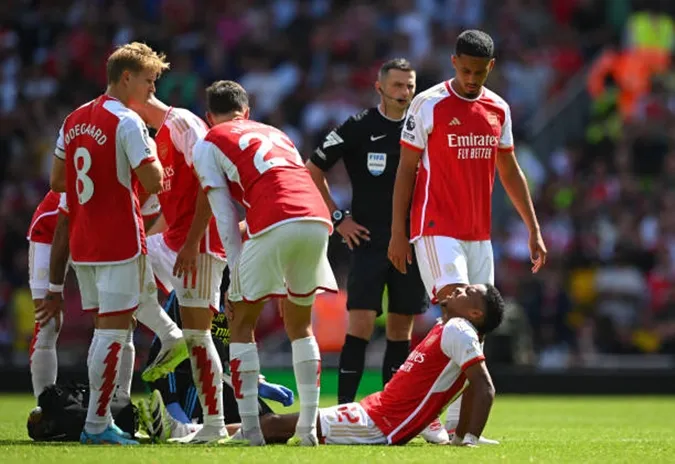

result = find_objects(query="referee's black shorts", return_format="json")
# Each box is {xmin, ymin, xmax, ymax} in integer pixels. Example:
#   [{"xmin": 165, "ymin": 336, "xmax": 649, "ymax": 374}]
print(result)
[{"xmin": 346, "ymin": 238, "xmax": 427, "ymax": 316}]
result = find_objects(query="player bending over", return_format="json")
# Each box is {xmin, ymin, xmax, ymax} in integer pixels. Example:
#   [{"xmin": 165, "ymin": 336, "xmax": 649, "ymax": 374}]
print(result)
[{"xmin": 231, "ymin": 283, "xmax": 505, "ymax": 446}]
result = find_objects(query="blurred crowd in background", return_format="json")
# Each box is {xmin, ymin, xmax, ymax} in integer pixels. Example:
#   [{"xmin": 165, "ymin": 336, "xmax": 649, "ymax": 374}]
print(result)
[{"xmin": 0, "ymin": 0, "xmax": 674, "ymax": 370}]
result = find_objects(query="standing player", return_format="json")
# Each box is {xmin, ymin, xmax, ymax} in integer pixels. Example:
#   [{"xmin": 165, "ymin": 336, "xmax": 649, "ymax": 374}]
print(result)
[
  {"xmin": 129, "ymin": 94, "xmax": 230, "ymax": 444},
  {"xmin": 42, "ymin": 42, "xmax": 168, "ymax": 445},
  {"xmin": 191, "ymin": 80, "xmax": 338, "ymax": 446},
  {"xmin": 232, "ymin": 284, "xmax": 505, "ymax": 446},
  {"xmin": 387, "ymin": 30, "xmax": 547, "ymax": 440},
  {"xmin": 307, "ymin": 59, "xmax": 428, "ymax": 404}
]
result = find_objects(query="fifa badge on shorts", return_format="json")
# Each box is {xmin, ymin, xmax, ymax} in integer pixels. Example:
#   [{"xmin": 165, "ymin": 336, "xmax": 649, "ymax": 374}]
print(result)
[{"xmin": 367, "ymin": 152, "xmax": 387, "ymax": 176}]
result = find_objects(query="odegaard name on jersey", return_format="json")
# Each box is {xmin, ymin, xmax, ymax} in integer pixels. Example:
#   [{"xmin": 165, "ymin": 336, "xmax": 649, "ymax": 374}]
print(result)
[{"xmin": 63, "ymin": 123, "xmax": 107, "ymax": 146}]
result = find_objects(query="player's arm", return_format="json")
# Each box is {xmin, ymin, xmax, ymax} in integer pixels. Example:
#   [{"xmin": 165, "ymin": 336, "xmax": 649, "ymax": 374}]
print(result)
[
  {"xmin": 495, "ymin": 105, "xmax": 546, "ymax": 272},
  {"xmin": 306, "ymin": 161, "xmax": 340, "ymax": 213},
  {"xmin": 50, "ymin": 124, "xmax": 67, "ymax": 192},
  {"xmin": 36, "ymin": 196, "xmax": 69, "ymax": 331},
  {"xmin": 455, "ymin": 361, "xmax": 495, "ymax": 444},
  {"xmin": 389, "ymin": 106, "xmax": 427, "ymax": 274},
  {"xmin": 206, "ymin": 186, "xmax": 242, "ymax": 266},
  {"xmin": 192, "ymin": 139, "xmax": 243, "ymax": 266},
  {"xmin": 134, "ymin": 149, "xmax": 164, "ymax": 193},
  {"xmin": 173, "ymin": 188, "xmax": 213, "ymax": 279}
]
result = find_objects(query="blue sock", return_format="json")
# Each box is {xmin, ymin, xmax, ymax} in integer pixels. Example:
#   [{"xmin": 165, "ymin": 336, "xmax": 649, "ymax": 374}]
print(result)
[{"xmin": 166, "ymin": 402, "xmax": 191, "ymax": 424}]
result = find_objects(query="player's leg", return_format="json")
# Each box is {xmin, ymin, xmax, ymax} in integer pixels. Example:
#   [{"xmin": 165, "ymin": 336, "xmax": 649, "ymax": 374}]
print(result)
[
  {"xmin": 115, "ymin": 319, "xmax": 135, "ymax": 402},
  {"xmin": 338, "ymin": 245, "xmax": 387, "ymax": 403},
  {"xmin": 28, "ymin": 241, "xmax": 61, "ymax": 400},
  {"xmin": 77, "ymin": 261, "xmax": 140, "ymax": 445},
  {"xmin": 383, "ymin": 249, "xmax": 427, "ymax": 385},
  {"xmin": 282, "ymin": 221, "xmax": 338, "ymax": 446},
  {"xmin": 138, "ymin": 234, "xmax": 186, "ymax": 382},
  {"xmin": 177, "ymin": 254, "xmax": 229, "ymax": 443},
  {"xmin": 227, "ymin": 233, "xmax": 288, "ymax": 446}
]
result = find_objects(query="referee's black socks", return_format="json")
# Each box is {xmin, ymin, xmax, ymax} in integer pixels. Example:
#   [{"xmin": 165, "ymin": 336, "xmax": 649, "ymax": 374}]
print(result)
[
  {"xmin": 337, "ymin": 334, "xmax": 369, "ymax": 404},
  {"xmin": 382, "ymin": 339, "xmax": 410, "ymax": 386}
]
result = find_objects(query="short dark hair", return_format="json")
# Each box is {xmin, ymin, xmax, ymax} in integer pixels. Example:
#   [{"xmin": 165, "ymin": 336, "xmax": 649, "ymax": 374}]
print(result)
[
  {"xmin": 455, "ymin": 30, "xmax": 494, "ymax": 59},
  {"xmin": 205, "ymin": 80, "xmax": 249, "ymax": 115},
  {"xmin": 378, "ymin": 58, "xmax": 414, "ymax": 81},
  {"xmin": 480, "ymin": 284, "xmax": 505, "ymax": 334}
]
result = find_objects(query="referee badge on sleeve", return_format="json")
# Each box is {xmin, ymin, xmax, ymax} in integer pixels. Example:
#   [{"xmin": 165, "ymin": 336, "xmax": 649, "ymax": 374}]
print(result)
[{"xmin": 367, "ymin": 152, "xmax": 387, "ymax": 176}]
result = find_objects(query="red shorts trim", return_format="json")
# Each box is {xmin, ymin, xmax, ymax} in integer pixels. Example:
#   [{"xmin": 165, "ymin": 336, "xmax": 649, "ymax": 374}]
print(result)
[{"xmin": 287, "ymin": 286, "xmax": 338, "ymax": 298}]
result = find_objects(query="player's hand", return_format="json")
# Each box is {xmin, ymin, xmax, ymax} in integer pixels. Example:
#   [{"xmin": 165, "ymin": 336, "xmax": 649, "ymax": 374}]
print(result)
[
  {"xmin": 336, "ymin": 217, "xmax": 370, "ymax": 250},
  {"xmin": 388, "ymin": 232, "xmax": 412, "ymax": 274},
  {"xmin": 173, "ymin": 241, "xmax": 199, "ymax": 286},
  {"xmin": 258, "ymin": 380, "xmax": 295, "ymax": 407},
  {"xmin": 528, "ymin": 230, "xmax": 547, "ymax": 274},
  {"xmin": 35, "ymin": 291, "xmax": 64, "ymax": 331}
]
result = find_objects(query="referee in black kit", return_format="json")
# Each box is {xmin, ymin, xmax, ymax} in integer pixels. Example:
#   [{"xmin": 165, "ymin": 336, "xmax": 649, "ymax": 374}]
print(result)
[{"xmin": 307, "ymin": 58, "xmax": 427, "ymax": 404}]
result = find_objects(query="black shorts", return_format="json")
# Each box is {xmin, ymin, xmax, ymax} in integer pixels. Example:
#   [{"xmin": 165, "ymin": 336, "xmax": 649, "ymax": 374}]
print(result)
[{"xmin": 346, "ymin": 240, "xmax": 427, "ymax": 316}]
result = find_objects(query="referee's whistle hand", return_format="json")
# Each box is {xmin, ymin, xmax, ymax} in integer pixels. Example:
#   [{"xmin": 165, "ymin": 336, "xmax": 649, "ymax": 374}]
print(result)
[
  {"xmin": 388, "ymin": 233, "xmax": 412, "ymax": 274},
  {"xmin": 337, "ymin": 217, "xmax": 370, "ymax": 250}
]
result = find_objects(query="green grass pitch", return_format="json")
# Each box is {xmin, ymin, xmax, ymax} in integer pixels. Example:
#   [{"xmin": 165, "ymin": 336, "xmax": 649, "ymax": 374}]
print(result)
[{"xmin": 1, "ymin": 394, "xmax": 674, "ymax": 463}]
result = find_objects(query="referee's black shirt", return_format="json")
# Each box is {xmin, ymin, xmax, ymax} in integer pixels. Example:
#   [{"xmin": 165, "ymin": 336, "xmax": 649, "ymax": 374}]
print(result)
[{"xmin": 310, "ymin": 107, "xmax": 405, "ymax": 241}]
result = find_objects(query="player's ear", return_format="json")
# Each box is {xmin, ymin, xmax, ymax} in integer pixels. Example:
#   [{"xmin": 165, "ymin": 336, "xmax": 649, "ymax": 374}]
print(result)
[
  {"xmin": 488, "ymin": 58, "xmax": 495, "ymax": 72},
  {"xmin": 205, "ymin": 112, "xmax": 215, "ymax": 127},
  {"xmin": 243, "ymin": 107, "xmax": 251, "ymax": 119}
]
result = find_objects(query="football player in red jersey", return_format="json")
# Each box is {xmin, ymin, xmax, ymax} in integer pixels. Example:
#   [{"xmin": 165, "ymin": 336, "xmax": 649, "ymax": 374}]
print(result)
[
  {"xmin": 388, "ymin": 29, "xmax": 547, "ymax": 442},
  {"xmin": 192, "ymin": 80, "xmax": 338, "ymax": 446},
  {"xmin": 42, "ymin": 42, "xmax": 169, "ymax": 445},
  {"xmin": 129, "ymin": 94, "xmax": 231, "ymax": 443},
  {"xmin": 227, "ymin": 284, "xmax": 504, "ymax": 446}
]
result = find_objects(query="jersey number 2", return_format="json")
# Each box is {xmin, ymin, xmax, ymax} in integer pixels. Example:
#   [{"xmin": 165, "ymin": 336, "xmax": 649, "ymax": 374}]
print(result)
[
  {"xmin": 74, "ymin": 147, "xmax": 94, "ymax": 205},
  {"xmin": 238, "ymin": 132, "xmax": 303, "ymax": 175}
]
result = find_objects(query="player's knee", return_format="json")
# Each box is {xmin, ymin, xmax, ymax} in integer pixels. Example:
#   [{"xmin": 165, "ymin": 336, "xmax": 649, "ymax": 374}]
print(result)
[
  {"xmin": 347, "ymin": 310, "xmax": 376, "ymax": 340},
  {"xmin": 179, "ymin": 305, "xmax": 212, "ymax": 330},
  {"xmin": 287, "ymin": 293, "xmax": 316, "ymax": 306}
]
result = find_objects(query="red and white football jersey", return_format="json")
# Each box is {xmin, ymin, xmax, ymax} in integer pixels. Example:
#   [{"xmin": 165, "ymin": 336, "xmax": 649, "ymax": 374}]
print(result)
[
  {"xmin": 401, "ymin": 79, "xmax": 514, "ymax": 242},
  {"xmin": 27, "ymin": 191, "xmax": 62, "ymax": 244},
  {"xmin": 55, "ymin": 94, "xmax": 156, "ymax": 264},
  {"xmin": 194, "ymin": 119, "xmax": 331, "ymax": 238},
  {"xmin": 154, "ymin": 107, "xmax": 225, "ymax": 259},
  {"xmin": 360, "ymin": 317, "xmax": 485, "ymax": 445}
]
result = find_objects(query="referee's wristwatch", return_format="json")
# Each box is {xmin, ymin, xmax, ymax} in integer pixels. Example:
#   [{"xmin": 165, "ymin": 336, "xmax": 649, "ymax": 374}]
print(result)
[{"xmin": 332, "ymin": 209, "xmax": 350, "ymax": 227}]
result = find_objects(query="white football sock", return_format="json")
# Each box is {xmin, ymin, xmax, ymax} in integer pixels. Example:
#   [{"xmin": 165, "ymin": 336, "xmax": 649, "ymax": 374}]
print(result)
[
  {"xmin": 30, "ymin": 316, "xmax": 61, "ymax": 399},
  {"xmin": 184, "ymin": 329, "xmax": 225, "ymax": 430},
  {"xmin": 84, "ymin": 329, "xmax": 127, "ymax": 434},
  {"xmin": 229, "ymin": 342, "xmax": 262, "ymax": 436},
  {"xmin": 115, "ymin": 328, "xmax": 134, "ymax": 402},
  {"xmin": 292, "ymin": 336, "xmax": 321, "ymax": 436}
]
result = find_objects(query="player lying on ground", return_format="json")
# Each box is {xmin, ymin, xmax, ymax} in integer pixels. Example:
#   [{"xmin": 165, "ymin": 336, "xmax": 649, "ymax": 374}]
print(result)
[
  {"xmin": 137, "ymin": 291, "xmax": 295, "ymax": 442},
  {"xmin": 227, "ymin": 284, "xmax": 505, "ymax": 446}
]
